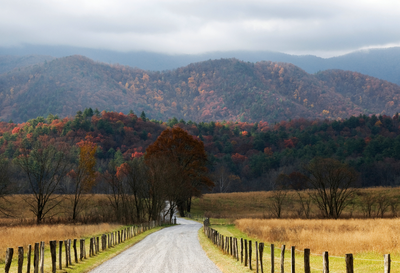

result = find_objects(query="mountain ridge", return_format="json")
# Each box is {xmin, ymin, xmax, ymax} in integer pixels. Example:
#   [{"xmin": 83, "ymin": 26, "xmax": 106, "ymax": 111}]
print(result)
[{"xmin": 1, "ymin": 55, "xmax": 400, "ymax": 123}]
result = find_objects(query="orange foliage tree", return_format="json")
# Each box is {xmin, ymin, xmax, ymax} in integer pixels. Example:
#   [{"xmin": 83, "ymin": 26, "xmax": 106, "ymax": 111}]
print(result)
[
  {"xmin": 68, "ymin": 136, "xmax": 97, "ymax": 220},
  {"xmin": 145, "ymin": 127, "xmax": 214, "ymax": 217}
]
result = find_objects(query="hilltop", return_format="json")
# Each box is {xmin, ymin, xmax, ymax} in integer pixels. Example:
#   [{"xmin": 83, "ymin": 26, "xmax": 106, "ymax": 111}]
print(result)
[{"xmin": 1, "ymin": 55, "xmax": 400, "ymax": 123}]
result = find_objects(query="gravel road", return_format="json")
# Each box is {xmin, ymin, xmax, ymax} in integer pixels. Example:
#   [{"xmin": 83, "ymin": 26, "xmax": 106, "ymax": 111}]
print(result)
[{"xmin": 90, "ymin": 218, "xmax": 222, "ymax": 273}]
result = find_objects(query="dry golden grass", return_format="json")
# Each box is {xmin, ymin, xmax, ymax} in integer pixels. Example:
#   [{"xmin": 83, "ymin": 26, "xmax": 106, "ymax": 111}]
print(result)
[
  {"xmin": 235, "ymin": 218, "xmax": 400, "ymax": 256},
  {"xmin": 0, "ymin": 223, "xmax": 122, "ymax": 257},
  {"xmin": 192, "ymin": 187, "xmax": 400, "ymax": 219}
]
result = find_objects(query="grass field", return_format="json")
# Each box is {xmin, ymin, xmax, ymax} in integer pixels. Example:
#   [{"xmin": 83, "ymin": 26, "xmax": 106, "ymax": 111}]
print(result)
[
  {"xmin": 204, "ymin": 220, "xmax": 399, "ymax": 273},
  {"xmin": 192, "ymin": 188, "xmax": 400, "ymax": 272},
  {"xmin": 191, "ymin": 187, "xmax": 400, "ymax": 219}
]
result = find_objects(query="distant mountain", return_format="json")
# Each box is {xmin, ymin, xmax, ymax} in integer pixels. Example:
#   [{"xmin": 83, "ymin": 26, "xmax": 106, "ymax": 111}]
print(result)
[
  {"xmin": 1, "ymin": 45, "xmax": 400, "ymax": 85},
  {"xmin": 1, "ymin": 55, "xmax": 400, "ymax": 123},
  {"xmin": 0, "ymin": 55, "xmax": 55, "ymax": 74}
]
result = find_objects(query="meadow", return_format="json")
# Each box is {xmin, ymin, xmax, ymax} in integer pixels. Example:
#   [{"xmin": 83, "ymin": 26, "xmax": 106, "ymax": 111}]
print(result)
[{"xmin": 193, "ymin": 187, "xmax": 400, "ymax": 272}]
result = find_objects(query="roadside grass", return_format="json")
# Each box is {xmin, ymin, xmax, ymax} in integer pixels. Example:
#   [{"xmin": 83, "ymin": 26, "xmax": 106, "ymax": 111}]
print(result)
[
  {"xmin": 200, "ymin": 220, "xmax": 400, "ymax": 273},
  {"xmin": 1, "ymin": 225, "xmax": 165, "ymax": 273}
]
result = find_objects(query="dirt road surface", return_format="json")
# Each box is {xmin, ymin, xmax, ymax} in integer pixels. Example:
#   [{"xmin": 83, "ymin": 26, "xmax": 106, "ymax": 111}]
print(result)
[{"xmin": 90, "ymin": 218, "xmax": 222, "ymax": 273}]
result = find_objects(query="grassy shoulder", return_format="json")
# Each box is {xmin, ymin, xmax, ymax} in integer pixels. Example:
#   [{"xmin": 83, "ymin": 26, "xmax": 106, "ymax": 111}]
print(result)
[{"xmin": 199, "ymin": 220, "xmax": 398, "ymax": 273}]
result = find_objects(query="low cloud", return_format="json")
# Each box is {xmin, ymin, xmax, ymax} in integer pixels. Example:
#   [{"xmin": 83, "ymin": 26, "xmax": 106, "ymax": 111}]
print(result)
[{"xmin": 1, "ymin": 0, "xmax": 400, "ymax": 57}]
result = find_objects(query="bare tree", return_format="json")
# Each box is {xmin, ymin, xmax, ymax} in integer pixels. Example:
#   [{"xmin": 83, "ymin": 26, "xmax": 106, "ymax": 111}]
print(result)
[
  {"xmin": 211, "ymin": 164, "xmax": 241, "ymax": 193},
  {"xmin": 269, "ymin": 173, "xmax": 290, "ymax": 218},
  {"xmin": 304, "ymin": 158, "xmax": 358, "ymax": 219},
  {"xmin": 357, "ymin": 191, "xmax": 376, "ymax": 218},
  {"xmin": 0, "ymin": 156, "xmax": 14, "ymax": 216},
  {"xmin": 375, "ymin": 192, "xmax": 391, "ymax": 218},
  {"xmin": 15, "ymin": 136, "xmax": 71, "ymax": 223}
]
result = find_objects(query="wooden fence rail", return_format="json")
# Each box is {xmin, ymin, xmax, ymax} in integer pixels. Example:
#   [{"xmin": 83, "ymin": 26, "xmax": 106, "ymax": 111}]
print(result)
[
  {"xmin": 4, "ymin": 219, "xmax": 172, "ymax": 273},
  {"xmin": 203, "ymin": 218, "xmax": 393, "ymax": 273}
]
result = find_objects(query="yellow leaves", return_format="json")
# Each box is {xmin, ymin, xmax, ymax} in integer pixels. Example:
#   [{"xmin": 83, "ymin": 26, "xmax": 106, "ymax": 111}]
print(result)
[
  {"xmin": 188, "ymin": 77, "xmax": 195, "ymax": 84},
  {"xmin": 175, "ymin": 87, "xmax": 181, "ymax": 96},
  {"xmin": 142, "ymin": 73, "xmax": 150, "ymax": 82},
  {"xmin": 154, "ymin": 95, "xmax": 163, "ymax": 102},
  {"xmin": 279, "ymin": 67, "xmax": 284, "ymax": 76},
  {"xmin": 375, "ymin": 120, "xmax": 383, "ymax": 127},
  {"xmin": 303, "ymin": 98, "xmax": 308, "ymax": 107},
  {"xmin": 322, "ymin": 110, "xmax": 330, "ymax": 115},
  {"xmin": 310, "ymin": 103, "xmax": 314, "ymax": 108},
  {"xmin": 125, "ymin": 82, "xmax": 129, "ymax": 89}
]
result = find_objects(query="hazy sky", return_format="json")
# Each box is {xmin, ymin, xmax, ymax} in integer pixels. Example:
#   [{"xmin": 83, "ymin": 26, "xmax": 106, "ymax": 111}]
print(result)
[{"xmin": 1, "ymin": 0, "xmax": 400, "ymax": 57}]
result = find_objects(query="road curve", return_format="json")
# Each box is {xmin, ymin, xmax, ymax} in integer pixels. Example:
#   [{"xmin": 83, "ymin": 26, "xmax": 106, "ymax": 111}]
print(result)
[{"xmin": 90, "ymin": 218, "xmax": 222, "ymax": 273}]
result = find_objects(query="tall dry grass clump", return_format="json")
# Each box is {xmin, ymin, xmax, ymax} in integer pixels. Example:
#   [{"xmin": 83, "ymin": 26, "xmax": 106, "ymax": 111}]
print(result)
[
  {"xmin": 0, "ymin": 223, "xmax": 122, "ymax": 255},
  {"xmin": 235, "ymin": 218, "xmax": 400, "ymax": 255}
]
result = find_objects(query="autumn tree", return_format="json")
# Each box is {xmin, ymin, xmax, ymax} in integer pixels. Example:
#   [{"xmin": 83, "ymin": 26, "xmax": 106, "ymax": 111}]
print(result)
[
  {"xmin": 117, "ymin": 157, "xmax": 147, "ymax": 222},
  {"xmin": 269, "ymin": 173, "xmax": 290, "ymax": 218},
  {"xmin": 68, "ymin": 136, "xmax": 97, "ymax": 221},
  {"xmin": 15, "ymin": 136, "xmax": 71, "ymax": 223},
  {"xmin": 304, "ymin": 158, "xmax": 357, "ymax": 219},
  {"xmin": 145, "ymin": 127, "xmax": 214, "ymax": 217}
]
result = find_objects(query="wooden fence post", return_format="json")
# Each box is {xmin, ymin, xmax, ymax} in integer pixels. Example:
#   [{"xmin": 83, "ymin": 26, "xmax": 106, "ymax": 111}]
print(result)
[
  {"xmin": 64, "ymin": 240, "xmax": 69, "ymax": 267},
  {"xmin": 271, "ymin": 244, "xmax": 275, "ymax": 273},
  {"xmin": 5, "ymin": 248, "xmax": 13, "ymax": 273},
  {"xmin": 323, "ymin": 251, "xmax": 329, "ymax": 273},
  {"xmin": 80, "ymin": 239, "xmax": 84, "ymax": 260},
  {"xmin": 230, "ymin": 237, "xmax": 233, "ymax": 256},
  {"xmin": 291, "ymin": 246, "xmax": 295, "ymax": 273},
  {"xmin": 259, "ymin": 243, "xmax": 264, "ymax": 273},
  {"xmin": 34, "ymin": 242, "xmax": 39, "ymax": 273},
  {"xmin": 281, "ymin": 245, "xmax": 285, "ymax": 273},
  {"xmin": 304, "ymin": 249, "xmax": 310, "ymax": 273},
  {"xmin": 245, "ymin": 239, "xmax": 248, "ymax": 266},
  {"xmin": 50, "ymin": 241, "xmax": 57, "ymax": 273},
  {"xmin": 96, "ymin": 237, "xmax": 99, "ymax": 253},
  {"xmin": 59, "ymin": 241, "xmax": 63, "ymax": 270},
  {"xmin": 241, "ymin": 238, "xmax": 243, "ymax": 263},
  {"xmin": 256, "ymin": 241, "xmax": 259, "ymax": 273},
  {"xmin": 40, "ymin": 241, "xmax": 44, "ymax": 273},
  {"xmin": 27, "ymin": 244, "xmax": 32, "ymax": 273},
  {"xmin": 345, "ymin": 254, "xmax": 353, "ymax": 273},
  {"xmin": 384, "ymin": 254, "xmax": 391, "ymax": 273},
  {"xmin": 73, "ymin": 239, "xmax": 78, "ymax": 263},
  {"xmin": 68, "ymin": 239, "xmax": 72, "ymax": 265},
  {"xmin": 18, "ymin": 246, "xmax": 24, "ymax": 273},
  {"xmin": 249, "ymin": 240, "xmax": 252, "ymax": 270}
]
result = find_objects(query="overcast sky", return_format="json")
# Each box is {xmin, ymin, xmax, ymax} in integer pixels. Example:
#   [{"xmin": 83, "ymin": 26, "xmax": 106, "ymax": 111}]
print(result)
[{"xmin": 1, "ymin": 0, "xmax": 400, "ymax": 57}]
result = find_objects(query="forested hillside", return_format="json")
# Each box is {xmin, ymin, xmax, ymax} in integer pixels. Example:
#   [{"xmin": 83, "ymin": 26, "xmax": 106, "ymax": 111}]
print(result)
[
  {"xmin": 1, "ymin": 55, "xmax": 400, "ymax": 123},
  {"xmin": 2, "ymin": 110, "xmax": 400, "ymax": 192}
]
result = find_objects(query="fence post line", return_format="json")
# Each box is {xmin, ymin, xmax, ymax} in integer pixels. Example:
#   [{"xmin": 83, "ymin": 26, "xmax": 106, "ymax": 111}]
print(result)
[
  {"xmin": 68, "ymin": 239, "xmax": 72, "ymax": 265},
  {"xmin": 241, "ymin": 238, "xmax": 244, "ymax": 263},
  {"xmin": 18, "ymin": 246, "xmax": 24, "ymax": 273},
  {"xmin": 59, "ymin": 241, "xmax": 63, "ymax": 270},
  {"xmin": 384, "ymin": 254, "xmax": 391, "ymax": 273},
  {"xmin": 50, "ymin": 241, "xmax": 56, "ymax": 273},
  {"xmin": 249, "ymin": 240, "xmax": 252, "ymax": 270},
  {"xmin": 34, "ymin": 242, "xmax": 39, "ymax": 273},
  {"xmin": 291, "ymin": 246, "xmax": 295, "ymax": 273},
  {"xmin": 256, "ymin": 241, "xmax": 259, "ymax": 273},
  {"xmin": 73, "ymin": 239, "xmax": 78, "ymax": 263},
  {"xmin": 271, "ymin": 244, "xmax": 275, "ymax": 273},
  {"xmin": 281, "ymin": 245, "xmax": 285, "ymax": 273},
  {"xmin": 236, "ymin": 238, "xmax": 239, "ymax": 261},
  {"xmin": 79, "ymin": 239, "xmax": 84, "ymax": 261},
  {"xmin": 304, "ymin": 249, "xmax": 310, "ymax": 273},
  {"xmin": 259, "ymin": 243, "xmax": 264, "ymax": 273},
  {"xmin": 345, "ymin": 253, "xmax": 353, "ymax": 273},
  {"xmin": 5, "ymin": 248, "xmax": 14, "ymax": 273},
  {"xmin": 27, "ymin": 244, "xmax": 32, "ymax": 273},
  {"xmin": 96, "ymin": 237, "xmax": 99, "ymax": 253},
  {"xmin": 323, "ymin": 251, "xmax": 329, "ymax": 273}
]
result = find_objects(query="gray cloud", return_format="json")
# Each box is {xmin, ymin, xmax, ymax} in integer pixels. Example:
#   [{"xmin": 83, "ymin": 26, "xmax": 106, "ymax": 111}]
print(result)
[{"xmin": 1, "ymin": 0, "xmax": 400, "ymax": 57}]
